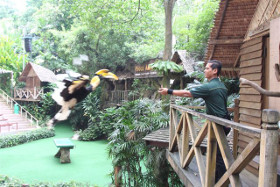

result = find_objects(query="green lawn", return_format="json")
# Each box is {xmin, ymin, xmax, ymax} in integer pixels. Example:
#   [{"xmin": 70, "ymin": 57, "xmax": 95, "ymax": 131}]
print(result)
[{"xmin": 0, "ymin": 123, "xmax": 112, "ymax": 186}]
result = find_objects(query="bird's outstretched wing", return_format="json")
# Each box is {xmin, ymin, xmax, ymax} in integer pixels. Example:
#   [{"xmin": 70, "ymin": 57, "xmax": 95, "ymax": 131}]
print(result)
[
  {"xmin": 52, "ymin": 75, "xmax": 89, "ymax": 105},
  {"xmin": 48, "ymin": 70, "xmax": 118, "ymax": 129}
]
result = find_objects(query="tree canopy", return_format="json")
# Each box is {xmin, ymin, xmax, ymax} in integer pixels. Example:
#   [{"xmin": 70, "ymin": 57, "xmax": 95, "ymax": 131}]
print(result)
[{"xmin": 0, "ymin": 0, "xmax": 219, "ymax": 80}]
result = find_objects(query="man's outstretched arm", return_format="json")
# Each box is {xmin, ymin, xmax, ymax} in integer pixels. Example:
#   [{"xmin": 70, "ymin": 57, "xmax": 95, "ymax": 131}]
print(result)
[{"xmin": 158, "ymin": 88, "xmax": 192, "ymax": 97}]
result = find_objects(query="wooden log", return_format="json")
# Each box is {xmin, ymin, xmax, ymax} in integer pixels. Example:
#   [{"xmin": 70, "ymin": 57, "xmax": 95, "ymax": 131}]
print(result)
[
  {"xmin": 241, "ymin": 37, "xmax": 262, "ymax": 49},
  {"xmin": 239, "ymin": 114, "xmax": 261, "ymax": 125},
  {"xmin": 240, "ymin": 43, "xmax": 262, "ymax": 55},
  {"xmin": 258, "ymin": 109, "xmax": 280, "ymax": 187},
  {"xmin": 240, "ymin": 57, "xmax": 262, "ymax": 68},
  {"xmin": 239, "ymin": 65, "xmax": 262, "ymax": 75},
  {"xmin": 240, "ymin": 50, "xmax": 262, "ymax": 62},
  {"xmin": 239, "ymin": 101, "xmax": 261, "ymax": 110},
  {"xmin": 239, "ymin": 87, "xmax": 261, "ymax": 95},
  {"xmin": 239, "ymin": 95, "xmax": 262, "ymax": 103},
  {"xmin": 241, "ymin": 73, "xmax": 262, "ymax": 81}
]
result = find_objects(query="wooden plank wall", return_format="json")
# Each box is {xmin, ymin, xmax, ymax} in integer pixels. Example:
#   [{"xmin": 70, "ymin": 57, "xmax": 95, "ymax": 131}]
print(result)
[{"xmin": 238, "ymin": 36, "xmax": 264, "ymax": 175}]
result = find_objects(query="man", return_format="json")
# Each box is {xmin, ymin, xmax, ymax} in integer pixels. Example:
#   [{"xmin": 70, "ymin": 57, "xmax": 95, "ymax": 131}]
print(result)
[{"xmin": 158, "ymin": 60, "xmax": 230, "ymax": 182}]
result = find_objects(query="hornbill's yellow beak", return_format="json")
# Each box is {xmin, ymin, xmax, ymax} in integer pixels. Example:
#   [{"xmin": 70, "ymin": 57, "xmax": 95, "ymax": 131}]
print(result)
[
  {"xmin": 95, "ymin": 69, "xmax": 118, "ymax": 80},
  {"xmin": 90, "ymin": 69, "xmax": 118, "ymax": 91}
]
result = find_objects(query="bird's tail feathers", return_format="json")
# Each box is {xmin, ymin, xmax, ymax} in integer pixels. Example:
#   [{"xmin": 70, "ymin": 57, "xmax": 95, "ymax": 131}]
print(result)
[{"xmin": 47, "ymin": 108, "xmax": 71, "ymax": 129}]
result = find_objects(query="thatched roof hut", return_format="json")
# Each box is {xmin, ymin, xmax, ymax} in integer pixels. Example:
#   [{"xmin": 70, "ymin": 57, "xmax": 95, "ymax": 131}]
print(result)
[{"xmin": 19, "ymin": 62, "xmax": 57, "ymax": 84}]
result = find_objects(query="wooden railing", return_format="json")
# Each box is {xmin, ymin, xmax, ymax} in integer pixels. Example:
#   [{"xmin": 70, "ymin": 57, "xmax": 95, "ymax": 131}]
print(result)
[
  {"xmin": 169, "ymin": 104, "xmax": 279, "ymax": 187},
  {"xmin": 14, "ymin": 87, "xmax": 43, "ymax": 100},
  {"xmin": 0, "ymin": 88, "xmax": 39, "ymax": 127}
]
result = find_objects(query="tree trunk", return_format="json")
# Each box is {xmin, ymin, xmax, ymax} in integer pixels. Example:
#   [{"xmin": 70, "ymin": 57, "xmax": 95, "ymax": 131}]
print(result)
[
  {"xmin": 162, "ymin": 0, "xmax": 176, "ymax": 113},
  {"xmin": 163, "ymin": 0, "xmax": 176, "ymax": 61}
]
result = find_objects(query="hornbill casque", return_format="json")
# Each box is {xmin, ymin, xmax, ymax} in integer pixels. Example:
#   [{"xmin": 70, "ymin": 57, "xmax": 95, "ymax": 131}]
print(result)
[{"xmin": 47, "ymin": 69, "xmax": 118, "ymax": 128}]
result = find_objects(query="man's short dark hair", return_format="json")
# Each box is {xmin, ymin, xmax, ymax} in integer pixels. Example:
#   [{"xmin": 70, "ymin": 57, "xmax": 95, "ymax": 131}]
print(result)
[{"xmin": 208, "ymin": 60, "xmax": 222, "ymax": 76}]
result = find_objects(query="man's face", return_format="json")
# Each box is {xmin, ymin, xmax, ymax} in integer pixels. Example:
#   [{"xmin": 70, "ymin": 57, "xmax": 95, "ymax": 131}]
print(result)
[{"xmin": 204, "ymin": 63, "xmax": 217, "ymax": 80}]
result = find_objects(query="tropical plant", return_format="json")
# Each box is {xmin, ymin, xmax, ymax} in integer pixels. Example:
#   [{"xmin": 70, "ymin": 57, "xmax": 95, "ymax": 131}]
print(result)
[
  {"xmin": 105, "ymin": 98, "xmax": 184, "ymax": 186},
  {"xmin": 0, "ymin": 35, "xmax": 25, "ymax": 80},
  {"xmin": 75, "ymin": 88, "xmax": 102, "ymax": 140},
  {"xmin": 149, "ymin": 60, "xmax": 184, "ymax": 75},
  {"xmin": 24, "ymin": 88, "xmax": 56, "ymax": 126}
]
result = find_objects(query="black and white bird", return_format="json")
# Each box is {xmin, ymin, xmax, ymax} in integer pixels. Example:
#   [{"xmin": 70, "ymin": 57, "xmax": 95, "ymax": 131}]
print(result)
[{"xmin": 47, "ymin": 69, "xmax": 118, "ymax": 128}]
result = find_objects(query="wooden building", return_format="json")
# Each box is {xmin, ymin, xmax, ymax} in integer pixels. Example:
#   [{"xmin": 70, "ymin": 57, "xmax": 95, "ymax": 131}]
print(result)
[
  {"xmin": 205, "ymin": 0, "xmax": 280, "ymax": 177},
  {"xmin": 104, "ymin": 51, "xmax": 194, "ymax": 106},
  {"xmin": 15, "ymin": 62, "xmax": 57, "ymax": 101}
]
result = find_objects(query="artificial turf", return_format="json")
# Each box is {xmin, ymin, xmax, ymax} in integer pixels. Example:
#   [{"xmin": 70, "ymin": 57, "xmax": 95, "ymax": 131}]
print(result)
[{"xmin": 0, "ymin": 122, "xmax": 112, "ymax": 186}]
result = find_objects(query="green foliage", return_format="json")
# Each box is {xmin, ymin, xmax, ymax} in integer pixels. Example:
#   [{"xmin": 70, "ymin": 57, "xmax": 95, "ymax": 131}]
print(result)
[
  {"xmin": 104, "ymin": 98, "xmax": 183, "ymax": 186},
  {"xmin": 0, "ymin": 74, "xmax": 12, "ymax": 94},
  {"xmin": 128, "ymin": 78, "xmax": 156, "ymax": 99},
  {"xmin": 0, "ymin": 175, "xmax": 97, "ymax": 187},
  {"xmin": 0, "ymin": 128, "xmax": 55, "ymax": 148},
  {"xmin": 24, "ymin": 87, "xmax": 56, "ymax": 126},
  {"xmin": 69, "ymin": 87, "xmax": 101, "ymax": 139},
  {"xmin": 0, "ymin": 35, "xmax": 25, "ymax": 80},
  {"xmin": 173, "ymin": 0, "xmax": 219, "ymax": 60},
  {"xmin": 149, "ymin": 60, "xmax": 184, "ymax": 74}
]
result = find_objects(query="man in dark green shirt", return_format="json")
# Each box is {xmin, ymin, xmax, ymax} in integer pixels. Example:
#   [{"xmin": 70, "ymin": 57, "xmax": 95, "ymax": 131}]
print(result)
[{"xmin": 158, "ymin": 60, "xmax": 230, "ymax": 182}]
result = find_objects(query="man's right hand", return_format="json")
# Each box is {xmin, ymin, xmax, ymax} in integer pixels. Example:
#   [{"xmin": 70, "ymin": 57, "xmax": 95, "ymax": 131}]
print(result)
[{"xmin": 158, "ymin": 87, "xmax": 168, "ymax": 95}]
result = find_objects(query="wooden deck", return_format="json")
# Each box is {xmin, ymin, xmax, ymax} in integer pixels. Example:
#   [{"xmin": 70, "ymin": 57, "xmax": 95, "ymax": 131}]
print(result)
[
  {"xmin": 167, "ymin": 151, "xmax": 258, "ymax": 187},
  {"xmin": 143, "ymin": 127, "xmax": 233, "ymax": 149},
  {"xmin": 143, "ymin": 128, "xmax": 169, "ymax": 148}
]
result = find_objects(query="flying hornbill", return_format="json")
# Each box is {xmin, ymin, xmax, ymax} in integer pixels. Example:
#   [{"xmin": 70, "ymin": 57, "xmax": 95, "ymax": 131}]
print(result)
[{"xmin": 47, "ymin": 69, "xmax": 118, "ymax": 128}]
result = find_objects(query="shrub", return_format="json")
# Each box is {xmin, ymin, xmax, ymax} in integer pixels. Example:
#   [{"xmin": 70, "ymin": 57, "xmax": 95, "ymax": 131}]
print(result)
[
  {"xmin": 0, "ymin": 175, "xmax": 97, "ymax": 187},
  {"xmin": 0, "ymin": 128, "xmax": 55, "ymax": 148}
]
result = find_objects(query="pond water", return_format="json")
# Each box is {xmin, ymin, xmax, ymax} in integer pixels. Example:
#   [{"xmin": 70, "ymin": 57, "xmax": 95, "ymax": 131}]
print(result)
[{"xmin": 0, "ymin": 123, "xmax": 112, "ymax": 187}]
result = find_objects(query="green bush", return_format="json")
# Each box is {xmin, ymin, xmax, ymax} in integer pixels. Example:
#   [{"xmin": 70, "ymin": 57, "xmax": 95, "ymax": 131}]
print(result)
[
  {"xmin": 0, "ymin": 175, "xmax": 97, "ymax": 187},
  {"xmin": 0, "ymin": 128, "xmax": 55, "ymax": 148}
]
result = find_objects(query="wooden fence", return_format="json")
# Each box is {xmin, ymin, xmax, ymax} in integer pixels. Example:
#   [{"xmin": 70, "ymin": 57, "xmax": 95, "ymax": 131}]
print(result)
[
  {"xmin": 14, "ymin": 87, "xmax": 43, "ymax": 101},
  {"xmin": 107, "ymin": 90, "xmax": 139, "ymax": 105},
  {"xmin": 168, "ymin": 104, "xmax": 279, "ymax": 187}
]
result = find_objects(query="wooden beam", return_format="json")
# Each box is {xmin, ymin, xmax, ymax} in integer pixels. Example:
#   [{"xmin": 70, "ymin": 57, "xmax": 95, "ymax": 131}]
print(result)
[
  {"xmin": 209, "ymin": 0, "xmax": 229, "ymax": 60},
  {"xmin": 222, "ymin": 67, "xmax": 240, "ymax": 72},
  {"xmin": 215, "ymin": 138, "xmax": 260, "ymax": 187},
  {"xmin": 209, "ymin": 38, "xmax": 243, "ymax": 45},
  {"xmin": 181, "ymin": 115, "xmax": 190, "ymax": 166},
  {"xmin": 171, "ymin": 105, "xmax": 261, "ymax": 138},
  {"xmin": 205, "ymin": 123, "xmax": 217, "ymax": 187},
  {"xmin": 212, "ymin": 122, "xmax": 242, "ymax": 187},
  {"xmin": 186, "ymin": 113, "xmax": 206, "ymax": 185},
  {"xmin": 233, "ymin": 99, "xmax": 239, "ymax": 159},
  {"xmin": 183, "ymin": 144, "xmax": 195, "ymax": 168}
]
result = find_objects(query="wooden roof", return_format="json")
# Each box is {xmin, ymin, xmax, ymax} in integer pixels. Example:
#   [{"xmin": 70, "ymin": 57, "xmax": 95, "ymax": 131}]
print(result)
[
  {"xmin": 19, "ymin": 62, "xmax": 57, "ymax": 83},
  {"xmin": 0, "ymin": 69, "xmax": 13, "ymax": 74},
  {"xmin": 171, "ymin": 50, "xmax": 194, "ymax": 74},
  {"xmin": 245, "ymin": 0, "xmax": 280, "ymax": 40},
  {"xmin": 205, "ymin": 0, "xmax": 259, "ymax": 77}
]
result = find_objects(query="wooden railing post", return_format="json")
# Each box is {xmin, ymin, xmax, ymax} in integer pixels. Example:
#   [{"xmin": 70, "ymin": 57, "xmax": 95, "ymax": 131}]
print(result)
[
  {"xmin": 258, "ymin": 109, "xmax": 279, "ymax": 187},
  {"xmin": 233, "ymin": 99, "xmax": 239, "ymax": 159}
]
